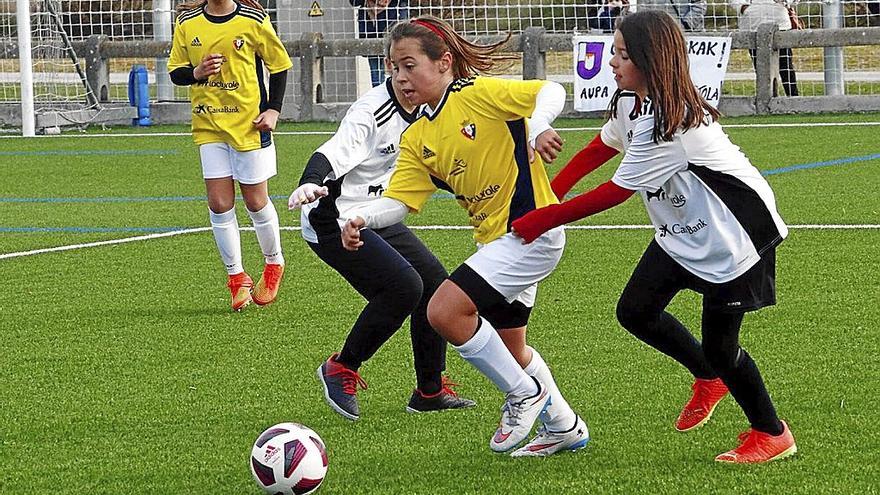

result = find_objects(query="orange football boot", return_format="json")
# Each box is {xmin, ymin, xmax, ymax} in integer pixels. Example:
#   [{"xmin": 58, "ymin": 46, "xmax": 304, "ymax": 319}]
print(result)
[
  {"xmin": 227, "ymin": 272, "xmax": 253, "ymax": 312},
  {"xmin": 675, "ymin": 377, "xmax": 729, "ymax": 432},
  {"xmin": 253, "ymin": 263, "xmax": 284, "ymax": 306},
  {"xmin": 716, "ymin": 421, "xmax": 797, "ymax": 463}
]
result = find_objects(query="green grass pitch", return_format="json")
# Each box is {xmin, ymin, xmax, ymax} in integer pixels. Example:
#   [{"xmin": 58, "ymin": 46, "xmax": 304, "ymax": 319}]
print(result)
[{"xmin": 1, "ymin": 114, "xmax": 878, "ymax": 494}]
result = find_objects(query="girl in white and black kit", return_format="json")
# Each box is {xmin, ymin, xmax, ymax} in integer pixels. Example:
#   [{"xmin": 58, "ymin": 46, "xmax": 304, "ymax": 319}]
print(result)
[
  {"xmin": 512, "ymin": 11, "xmax": 797, "ymax": 463},
  {"xmin": 289, "ymin": 71, "xmax": 474, "ymax": 421}
]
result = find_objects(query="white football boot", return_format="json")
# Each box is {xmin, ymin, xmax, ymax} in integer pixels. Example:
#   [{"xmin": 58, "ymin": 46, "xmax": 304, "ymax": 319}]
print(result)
[
  {"xmin": 489, "ymin": 377, "xmax": 550, "ymax": 452},
  {"xmin": 511, "ymin": 415, "xmax": 590, "ymax": 458}
]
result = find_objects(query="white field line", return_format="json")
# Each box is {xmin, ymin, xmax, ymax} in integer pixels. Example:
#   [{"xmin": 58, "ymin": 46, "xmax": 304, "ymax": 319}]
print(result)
[
  {"xmin": 2, "ymin": 121, "xmax": 880, "ymax": 139},
  {"xmin": 2, "ymin": 224, "xmax": 879, "ymax": 260}
]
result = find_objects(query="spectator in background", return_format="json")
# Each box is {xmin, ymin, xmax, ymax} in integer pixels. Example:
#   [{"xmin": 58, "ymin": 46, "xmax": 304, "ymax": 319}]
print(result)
[
  {"xmin": 729, "ymin": 0, "xmax": 799, "ymax": 96},
  {"xmin": 637, "ymin": 0, "xmax": 706, "ymax": 31},
  {"xmin": 590, "ymin": 0, "xmax": 629, "ymax": 32},
  {"xmin": 350, "ymin": 0, "xmax": 409, "ymax": 86}
]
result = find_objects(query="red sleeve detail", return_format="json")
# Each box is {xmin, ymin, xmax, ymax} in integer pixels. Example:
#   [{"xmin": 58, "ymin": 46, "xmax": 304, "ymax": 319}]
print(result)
[
  {"xmin": 550, "ymin": 133, "xmax": 619, "ymax": 200},
  {"xmin": 511, "ymin": 181, "xmax": 634, "ymax": 243}
]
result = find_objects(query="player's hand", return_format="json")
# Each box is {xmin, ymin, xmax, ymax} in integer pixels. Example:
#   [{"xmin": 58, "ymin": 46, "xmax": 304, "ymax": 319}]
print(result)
[
  {"xmin": 341, "ymin": 217, "xmax": 366, "ymax": 251},
  {"xmin": 193, "ymin": 53, "xmax": 223, "ymax": 80},
  {"xmin": 510, "ymin": 207, "xmax": 554, "ymax": 244},
  {"xmin": 253, "ymin": 109, "xmax": 280, "ymax": 132},
  {"xmin": 530, "ymin": 129, "xmax": 564, "ymax": 164},
  {"xmin": 288, "ymin": 183, "xmax": 329, "ymax": 209}
]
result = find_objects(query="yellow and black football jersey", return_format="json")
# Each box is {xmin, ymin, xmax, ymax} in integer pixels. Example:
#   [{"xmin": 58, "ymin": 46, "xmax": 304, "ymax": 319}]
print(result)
[
  {"xmin": 385, "ymin": 77, "xmax": 559, "ymax": 244},
  {"xmin": 168, "ymin": 3, "xmax": 292, "ymax": 151}
]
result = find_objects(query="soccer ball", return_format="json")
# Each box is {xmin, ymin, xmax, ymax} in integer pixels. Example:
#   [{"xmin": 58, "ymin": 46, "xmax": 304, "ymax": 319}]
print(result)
[{"xmin": 250, "ymin": 422, "xmax": 328, "ymax": 495}]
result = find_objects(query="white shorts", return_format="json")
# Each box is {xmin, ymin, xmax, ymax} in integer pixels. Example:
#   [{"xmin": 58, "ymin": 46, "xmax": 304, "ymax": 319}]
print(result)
[
  {"xmin": 199, "ymin": 142, "xmax": 277, "ymax": 185},
  {"xmin": 463, "ymin": 227, "xmax": 566, "ymax": 308}
]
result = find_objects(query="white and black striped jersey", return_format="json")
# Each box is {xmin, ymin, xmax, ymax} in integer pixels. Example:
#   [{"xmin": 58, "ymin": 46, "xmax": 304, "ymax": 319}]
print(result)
[
  {"xmin": 301, "ymin": 79, "xmax": 420, "ymax": 243},
  {"xmin": 604, "ymin": 93, "xmax": 788, "ymax": 283}
]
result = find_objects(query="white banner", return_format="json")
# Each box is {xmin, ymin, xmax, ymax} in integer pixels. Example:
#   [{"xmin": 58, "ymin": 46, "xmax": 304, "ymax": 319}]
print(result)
[{"xmin": 573, "ymin": 35, "xmax": 732, "ymax": 112}]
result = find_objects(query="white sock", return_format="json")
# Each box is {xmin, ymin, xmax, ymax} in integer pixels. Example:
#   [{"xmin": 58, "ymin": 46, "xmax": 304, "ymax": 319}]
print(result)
[
  {"xmin": 209, "ymin": 208, "xmax": 243, "ymax": 275},
  {"xmin": 524, "ymin": 346, "xmax": 578, "ymax": 431},
  {"xmin": 453, "ymin": 317, "xmax": 538, "ymax": 398},
  {"xmin": 246, "ymin": 202, "xmax": 284, "ymax": 266}
]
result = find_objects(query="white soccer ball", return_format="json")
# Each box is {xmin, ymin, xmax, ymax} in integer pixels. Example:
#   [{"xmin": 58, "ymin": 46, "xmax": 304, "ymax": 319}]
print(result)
[{"xmin": 250, "ymin": 422, "xmax": 328, "ymax": 495}]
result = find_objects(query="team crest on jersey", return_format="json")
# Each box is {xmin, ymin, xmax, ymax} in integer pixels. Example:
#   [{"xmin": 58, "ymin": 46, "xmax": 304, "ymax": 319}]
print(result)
[
  {"xmin": 460, "ymin": 121, "xmax": 476, "ymax": 140},
  {"xmin": 422, "ymin": 146, "xmax": 436, "ymax": 159},
  {"xmin": 233, "ymin": 38, "xmax": 245, "ymax": 50}
]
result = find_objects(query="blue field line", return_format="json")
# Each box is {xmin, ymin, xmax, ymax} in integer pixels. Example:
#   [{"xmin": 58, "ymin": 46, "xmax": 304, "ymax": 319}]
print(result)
[
  {"xmin": 0, "ymin": 153, "xmax": 877, "ymax": 204},
  {"xmin": 0, "ymin": 226, "xmax": 190, "ymax": 233},
  {"xmin": 0, "ymin": 149, "xmax": 179, "ymax": 157},
  {"xmin": 761, "ymin": 153, "xmax": 880, "ymax": 176}
]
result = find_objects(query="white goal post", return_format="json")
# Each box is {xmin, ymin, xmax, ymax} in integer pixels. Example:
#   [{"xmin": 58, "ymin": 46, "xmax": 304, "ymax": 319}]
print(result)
[{"xmin": 14, "ymin": 0, "xmax": 112, "ymax": 136}]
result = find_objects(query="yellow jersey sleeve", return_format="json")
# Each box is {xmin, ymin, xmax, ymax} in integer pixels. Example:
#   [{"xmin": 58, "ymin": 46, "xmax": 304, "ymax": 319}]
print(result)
[
  {"xmin": 384, "ymin": 131, "xmax": 437, "ymax": 213},
  {"xmin": 168, "ymin": 17, "xmax": 191, "ymax": 72},
  {"xmin": 256, "ymin": 16, "xmax": 292, "ymax": 74},
  {"xmin": 468, "ymin": 77, "xmax": 547, "ymax": 121}
]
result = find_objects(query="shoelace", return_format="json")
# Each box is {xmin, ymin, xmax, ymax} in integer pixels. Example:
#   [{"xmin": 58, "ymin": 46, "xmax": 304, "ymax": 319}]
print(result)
[
  {"xmin": 691, "ymin": 381, "xmax": 712, "ymax": 405},
  {"xmin": 262, "ymin": 266, "xmax": 283, "ymax": 288},
  {"xmin": 686, "ymin": 379, "xmax": 723, "ymax": 413},
  {"xmin": 228, "ymin": 275, "xmax": 252, "ymax": 290},
  {"xmin": 503, "ymin": 396, "xmax": 525, "ymax": 427},
  {"xmin": 327, "ymin": 366, "xmax": 368, "ymax": 395},
  {"xmin": 439, "ymin": 376, "xmax": 460, "ymax": 397}
]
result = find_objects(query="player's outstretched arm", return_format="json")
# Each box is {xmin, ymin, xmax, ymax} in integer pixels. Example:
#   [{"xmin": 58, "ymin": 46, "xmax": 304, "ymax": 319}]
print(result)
[
  {"xmin": 511, "ymin": 180, "xmax": 633, "ymax": 243},
  {"xmin": 550, "ymin": 134, "xmax": 619, "ymax": 200}
]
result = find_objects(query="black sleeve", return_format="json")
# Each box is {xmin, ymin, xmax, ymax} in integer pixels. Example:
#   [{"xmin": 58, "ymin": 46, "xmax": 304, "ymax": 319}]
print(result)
[
  {"xmin": 299, "ymin": 152, "xmax": 333, "ymax": 186},
  {"xmin": 265, "ymin": 70, "xmax": 288, "ymax": 112},
  {"xmin": 170, "ymin": 66, "xmax": 201, "ymax": 86}
]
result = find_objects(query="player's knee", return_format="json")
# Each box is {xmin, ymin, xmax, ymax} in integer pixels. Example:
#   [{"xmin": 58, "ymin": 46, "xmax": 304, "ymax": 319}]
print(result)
[
  {"xmin": 243, "ymin": 195, "xmax": 269, "ymax": 213},
  {"xmin": 616, "ymin": 296, "xmax": 647, "ymax": 332},
  {"xmin": 392, "ymin": 266, "xmax": 423, "ymax": 314},
  {"xmin": 703, "ymin": 341, "xmax": 741, "ymax": 373},
  {"xmin": 374, "ymin": 266, "xmax": 422, "ymax": 319},
  {"xmin": 426, "ymin": 295, "xmax": 448, "ymax": 333}
]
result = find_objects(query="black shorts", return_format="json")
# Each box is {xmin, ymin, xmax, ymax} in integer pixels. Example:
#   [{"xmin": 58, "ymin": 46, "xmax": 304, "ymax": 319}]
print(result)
[
  {"xmin": 630, "ymin": 240, "xmax": 777, "ymax": 313},
  {"xmin": 448, "ymin": 264, "xmax": 532, "ymax": 329}
]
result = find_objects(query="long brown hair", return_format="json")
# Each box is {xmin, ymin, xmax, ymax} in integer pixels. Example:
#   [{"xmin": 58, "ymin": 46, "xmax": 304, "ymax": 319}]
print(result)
[
  {"xmin": 386, "ymin": 15, "xmax": 516, "ymax": 79},
  {"xmin": 609, "ymin": 10, "xmax": 720, "ymax": 143},
  {"xmin": 176, "ymin": 0, "xmax": 265, "ymax": 14}
]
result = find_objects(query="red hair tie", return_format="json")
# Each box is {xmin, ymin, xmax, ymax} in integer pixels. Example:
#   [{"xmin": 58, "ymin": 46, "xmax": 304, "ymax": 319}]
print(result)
[{"xmin": 411, "ymin": 19, "xmax": 445, "ymax": 41}]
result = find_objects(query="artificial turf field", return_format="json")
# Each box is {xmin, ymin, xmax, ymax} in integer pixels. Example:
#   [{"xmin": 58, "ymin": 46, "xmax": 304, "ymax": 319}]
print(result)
[{"xmin": 1, "ymin": 113, "xmax": 878, "ymax": 494}]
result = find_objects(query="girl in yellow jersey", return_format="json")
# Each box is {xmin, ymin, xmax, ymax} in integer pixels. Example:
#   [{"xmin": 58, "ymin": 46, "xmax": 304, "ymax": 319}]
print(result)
[
  {"xmin": 169, "ymin": 0, "xmax": 292, "ymax": 311},
  {"xmin": 341, "ymin": 16, "xmax": 588, "ymax": 457}
]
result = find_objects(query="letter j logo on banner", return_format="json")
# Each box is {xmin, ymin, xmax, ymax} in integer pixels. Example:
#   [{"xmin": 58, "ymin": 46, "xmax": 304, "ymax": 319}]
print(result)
[
  {"xmin": 577, "ymin": 42, "xmax": 604, "ymax": 80},
  {"xmin": 573, "ymin": 36, "xmax": 616, "ymax": 112}
]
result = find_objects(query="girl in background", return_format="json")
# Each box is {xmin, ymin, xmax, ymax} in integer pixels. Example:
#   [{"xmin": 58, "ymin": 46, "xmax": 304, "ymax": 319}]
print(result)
[{"xmin": 169, "ymin": 0, "xmax": 291, "ymax": 311}]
